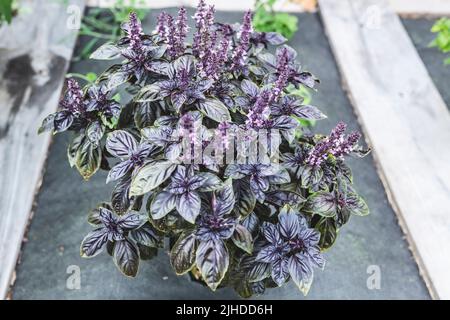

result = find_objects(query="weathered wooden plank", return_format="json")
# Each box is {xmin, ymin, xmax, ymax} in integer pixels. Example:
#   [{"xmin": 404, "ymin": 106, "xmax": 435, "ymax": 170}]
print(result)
[
  {"xmin": 388, "ymin": 0, "xmax": 450, "ymax": 16},
  {"xmin": 86, "ymin": 0, "xmax": 303, "ymax": 12},
  {"xmin": 319, "ymin": 0, "xmax": 450, "ymax": 299},
  {"xmin": 87, "ymin": 0, "xmax": 450, "ymax": 15},
  {"xmin": 0, "ymin": 0, "xmax": 84, "ymax": 299}
]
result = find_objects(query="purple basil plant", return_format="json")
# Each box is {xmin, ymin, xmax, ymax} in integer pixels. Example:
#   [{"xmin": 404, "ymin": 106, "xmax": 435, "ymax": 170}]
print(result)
[{"xmin": 39, "ymin": 1, "xmax": 370, "ymax": 297}]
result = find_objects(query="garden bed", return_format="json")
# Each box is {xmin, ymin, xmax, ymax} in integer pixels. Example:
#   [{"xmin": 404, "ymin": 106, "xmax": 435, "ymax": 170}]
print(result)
[{"xmin": 11, "ymin": 9, "xmax": 430, "ymax": 300}]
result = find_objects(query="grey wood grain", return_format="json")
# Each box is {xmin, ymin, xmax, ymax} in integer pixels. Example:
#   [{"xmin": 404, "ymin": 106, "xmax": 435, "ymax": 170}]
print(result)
[
  {"xmin": 319, "ymin": 0, "xmax": 450, "ymax": 299},
  {"xmin": 0, "ymin": 0, "xmax": 84, "ymax": 299}
]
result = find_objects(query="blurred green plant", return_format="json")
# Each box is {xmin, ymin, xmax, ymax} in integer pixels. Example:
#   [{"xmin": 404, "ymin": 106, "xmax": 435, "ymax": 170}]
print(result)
[
  {"xmin": 66, "ymin": 71, "xmax": 99, "ymax": 84},
  {"xmin": 253, "ymin": 0, "xmax": 298, "ymax": 40},
  {"xmin": 429, "ymin": 17, "xmax": 450, "ymax": 65},
  {"xmin": 287, "ymin": 84, "xmax": 317, "ymax": 131},
  {"xmin": 0, "ymin": 0, "xmax": 16, "ymax": 25},
  {"xmin": 75, "ymin": 0, "xmax": 148, "ymax": 61}
]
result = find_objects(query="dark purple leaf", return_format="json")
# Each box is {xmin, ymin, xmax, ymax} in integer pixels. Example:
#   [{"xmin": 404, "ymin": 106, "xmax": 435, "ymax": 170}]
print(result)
[
  {"xmin": 197, "ymin": 98, "xmax": 231, "ymax": 122},
  {"xmin": 54, "ymin": 111, "xmax": 74, "ymax": 133},
  {"xmin": 80, "ymin": 228, "xmax": 108, "ymax": 257},
  {"xmin": 265, "ymin": 32, "xmax": 286, "ymax": 45},
  {"xmin": 266, "ymin": 167, "xmax": 291, "ymax": 185},
  {"xmin": 265, "ymin": 190, "xmax": 305, "ymax": 207},
  {"xmin": 171, "ymin": 92, "xmax": 187, "ymax": 111},
  {"xmin": 271, "ymin": 257, "xmax": 289, "ymax": 286},
  {"xmin": 261, "ymin": 222, "xmax": 281, "ymax": 245},
  {"xmin": 90, "ymin": 43, "xmax": 122, "ymax": 60},
  {"xmin": 130, "ymin": 223, "xmax": 162, "ymax": 247},
  {"xmin": 233, "ymin": 179, "xmax": 256, "ymax": 217},
  {"xmin": 278, "ymin": 211, "xmax": 301, "ymax": 240},
  {"xmin": 293, "ymin": 105, "xmax": 326, "ymax": 120},
  {"xmin": 240, "ymin": 79, "xmax": 259, "ymax": 97},
  {"xmin": 107, "ymin": 160, "xmax": 133, "ymax": 183},
  {"xmin": 150, "ymin": 191, "xmax": 177, "ymax": 219},
  {"xmin": 213, "ymin": 183, "xmax": 235, "ymax": 217},
  {"xmin": 232, "ymin": 224, "xmax": 253, "ymax": 254},
  {"xmin": 38, "ymin": 113, "xmax": 55, "ymax": 134},
  {"xmin": 106, "ymin": 130, "xmax": 137, "ymax": 159},
  {"xmin": 130, "ymin": 160, "xmax": 177, "ymax": 196},
  {"xmin": 176, "ymin": 191, "xmax": 201, "ymax": 223},
  {"xmin": 111, "ymin": 175, "xmax": 133, "ymax": 214},
  {"xmin": 296, "ymin": 72, "xmax": 319, "ymax": 89},
  {"xmin": 196, "ymin": 173, "xmax": 224, "ymax": 192},
  {"xmin": 75, "ymin": 139, "xmax": 102, "ymax": 180},
  {"xmin": 288, "ymin": 253, "xmax": 313, "ymax": 294},
  {"xmin": 113, "ymin": 238, "xmax": 140, "ymax": 277},
  {"xmin": 117, "ymin": 211, "xmax": 147, "ymax": 230},
  {"xmin": 343, "ymin": 192, "xmax": 369, "ymax": 216},
  {"xmin": 170, "ymin": 232, "xmax": 197, "ymax": 275},
  {"xmin": 305, "ymin": 191, "xmax": 336, "ymax": 217},
  {"xmin": 241, "ymin": 213, "xmax": 259, "ymax": 235},
  {"xmin": 196, "ymin": 239, "xmax": 229, "ymax": 291}
]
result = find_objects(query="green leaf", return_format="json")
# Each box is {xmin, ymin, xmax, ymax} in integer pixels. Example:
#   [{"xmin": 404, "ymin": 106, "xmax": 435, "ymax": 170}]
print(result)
[
  {"xmin": 232, "ymin": 225, "xmax": 253, "ymax": 254},
  {"xmin": 0, "ymin": 0, "xmax": 13, "ymax": 24},
  {"xmin": 170, "ymin": 232, "xmax": 197, "ymax": 275},
  {"xmin": 304, "ymin": 191, "xmax": 336, "ymax": 217},
  {"xmin": 75, "ymin": 138, "xmax": 102, "ymax": 180},
  {"xmin": 113, "ymin": 238, "xmax": 140, "ymax": 277},
  {"xmin": 130, "ymin": 161, "xmax": 177, "ymax": 196},
  {"xmin": 86, "ymin": 72, "xmax": 98, "ymax": 83},
  {"xmin": 197, "ymin": 98, "xmax": 231, "ymax": 122}
]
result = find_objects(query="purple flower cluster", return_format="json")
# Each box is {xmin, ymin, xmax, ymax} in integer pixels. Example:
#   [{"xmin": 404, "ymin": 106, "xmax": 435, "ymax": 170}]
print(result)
[
  {"xmin": 191, "ymin": 1, "xmax": 230, "ymax": 79},
  {"xmin": 270, "ymin": 48, "xmax": 291, "ymax": 102},
  {"xmin": 124, "ymin": 12, "xmax": 143, "ymax": 52},
  {"xmin": 230, "ymin": 10, "xmax": 252, "ymax": 72},
  {"xmin": 245, "ymin": 48, "xmax": 293, "ymax": 129},
  {"xmin": 245, "ymin": 90, "xmax": 271, "ymax": 128},
  {"xmin": 156, "ymin": 8, "xmax": 189, "ymax": 58},
  {"xmin": 306, "ymin": 122, "xmax": 362, "ymax": 167},
  {"xmin": 61, "ymin": 79, "xmax": 84, "ymax": 116},
  {"xmin": 155, "ymin": 12, "xmax": 168, "ymax": 39}
]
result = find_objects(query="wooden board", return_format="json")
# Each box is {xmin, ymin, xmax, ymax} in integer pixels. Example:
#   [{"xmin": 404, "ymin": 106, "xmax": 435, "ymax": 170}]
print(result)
[
  {"xmin": 86, "ymin": 0, "xmax": 304, "ymax": 12},
  {"xmin": 87, "ymin": 0, "xmax": 450, "ymax": 15},
  {"xmin": 319, "ymin": 0, "xmax": 450, "ymax": 299},
  {"xmin": 388, "ymin": 0, "xmax": 450, "ymax": 17},
  {"xmin": 0, "ymin": 0, "xmax": 84, "ymax": 299}
]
